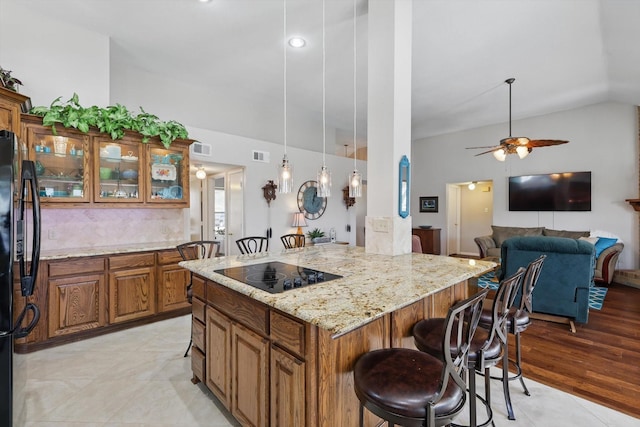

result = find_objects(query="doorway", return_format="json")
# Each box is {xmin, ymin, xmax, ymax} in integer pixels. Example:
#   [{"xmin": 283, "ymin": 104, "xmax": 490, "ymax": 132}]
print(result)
[{"xmin": 446, "ymin": 180, "xmax": 493, "ymax": 256}]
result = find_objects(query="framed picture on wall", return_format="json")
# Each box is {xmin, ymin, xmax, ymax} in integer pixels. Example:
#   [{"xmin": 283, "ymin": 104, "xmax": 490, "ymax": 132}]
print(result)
[{"xmin": 419, "ymin": 196, "xmax": 438, "ymax": 213}]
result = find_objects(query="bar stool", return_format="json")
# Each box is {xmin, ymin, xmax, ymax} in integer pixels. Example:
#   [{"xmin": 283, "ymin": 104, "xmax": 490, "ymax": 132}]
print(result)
[
  {"xmin": 236, "ymin": 236, "xmax": 269, "ymax": 254},
  {"xmin": 353, "ymin": 289, "xmax": 489, "ymax": 427},
  {"xmin": 413, "ymin": 268, "xmax": 525, "ymax": 427},
  {"xmin": 479, "ymin": 255, "xmax": 546, "ymax": 403}
]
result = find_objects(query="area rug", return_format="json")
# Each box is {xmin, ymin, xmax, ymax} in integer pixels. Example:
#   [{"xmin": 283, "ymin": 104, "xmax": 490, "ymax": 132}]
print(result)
[{"xmin": 476, "ymin": 271, "xmax": 608, "ymax": 310}]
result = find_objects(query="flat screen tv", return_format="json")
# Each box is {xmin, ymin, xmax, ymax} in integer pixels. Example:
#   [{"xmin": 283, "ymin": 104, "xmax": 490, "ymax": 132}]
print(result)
[{"xmin": 508, "ymin": 171, "xmax": 591, "ymax": 211}]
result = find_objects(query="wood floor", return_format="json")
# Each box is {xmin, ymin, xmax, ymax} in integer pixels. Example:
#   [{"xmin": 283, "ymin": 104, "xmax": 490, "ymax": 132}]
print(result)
[{"xmin": 509, "ymin": 281, "xmax": 640, "ymax": 419}]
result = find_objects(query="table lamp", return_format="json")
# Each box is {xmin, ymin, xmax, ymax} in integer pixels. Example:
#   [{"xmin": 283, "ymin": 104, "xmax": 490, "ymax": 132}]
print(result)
[{"xmin": 292, "ymin": 212, "xmax": 307, "ymax": 235}]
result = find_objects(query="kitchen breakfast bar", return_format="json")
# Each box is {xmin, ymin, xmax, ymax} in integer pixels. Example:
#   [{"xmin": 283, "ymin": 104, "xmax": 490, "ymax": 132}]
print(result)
[{"xmin": 180, "ymin": 244, "xmax": 495, "ymax": 427}]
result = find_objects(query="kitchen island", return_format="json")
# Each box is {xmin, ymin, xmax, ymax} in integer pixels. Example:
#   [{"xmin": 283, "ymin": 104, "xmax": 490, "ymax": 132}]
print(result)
[{"xmin": 180, "ymin": 245, "xmax": 494, "ymax": 427}]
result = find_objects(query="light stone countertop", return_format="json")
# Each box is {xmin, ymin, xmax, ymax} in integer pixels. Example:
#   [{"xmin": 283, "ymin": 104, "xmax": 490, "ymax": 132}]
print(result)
[
  {"xmin": 40, "ymin": 241, "xmax": 186, "ymax": 260},
  {"xmin": 180, "ymin": 244, "xmax": 495, "ymax": 338}
]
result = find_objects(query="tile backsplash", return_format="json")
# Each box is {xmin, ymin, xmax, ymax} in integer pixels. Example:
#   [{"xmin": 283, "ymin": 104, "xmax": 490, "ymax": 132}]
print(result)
[{"xmin": 40, "ymin": 208, "xmax": 186, "ymax": 251}]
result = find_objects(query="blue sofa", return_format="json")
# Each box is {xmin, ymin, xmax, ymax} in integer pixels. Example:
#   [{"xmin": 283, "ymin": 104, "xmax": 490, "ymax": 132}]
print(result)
[{"xmin": 499, "ymin": 236, "xmax": 595, "ymax": 324}]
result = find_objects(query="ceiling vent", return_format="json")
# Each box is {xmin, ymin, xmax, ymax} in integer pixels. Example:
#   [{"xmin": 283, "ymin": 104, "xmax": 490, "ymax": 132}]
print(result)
[
  {"xmin": 190, "ymin": 141, "xmax": 212, "ymax": 157},
  {"xmin": 252, "ymin": 150, "xmax": 270, "ymax": 163}
]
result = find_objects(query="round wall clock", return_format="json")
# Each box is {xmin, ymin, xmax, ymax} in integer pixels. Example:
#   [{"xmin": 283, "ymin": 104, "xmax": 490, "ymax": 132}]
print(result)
[{"xmin": 297, "ymin": 180, "xmax": 327, "ymax": 220}]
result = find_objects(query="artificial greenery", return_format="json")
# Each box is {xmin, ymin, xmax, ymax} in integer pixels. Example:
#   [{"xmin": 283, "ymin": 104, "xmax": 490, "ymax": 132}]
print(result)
[
  {"xmin": 306, "ymin": 228, "xmax": 325, "ymax": 239},
  {"xmin": 30, "ymin": 93, "xmax": 189, "ymax": 148},
  {"xmin": 0, "ymin": 66, "xmax": 23, "ymax": 92}
]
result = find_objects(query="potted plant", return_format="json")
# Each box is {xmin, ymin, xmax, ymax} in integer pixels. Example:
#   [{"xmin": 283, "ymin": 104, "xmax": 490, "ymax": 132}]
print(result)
[
  {"xmin": 0, "ymin": 66, "xmax": 23, "ymax": 92},
  {"xmin": 30, "ymin": 93, "xmax": 189, "ymax": 148},
  {"xmin": 307, "ymin": 228, "xmax": 325, "ymax": 244}
]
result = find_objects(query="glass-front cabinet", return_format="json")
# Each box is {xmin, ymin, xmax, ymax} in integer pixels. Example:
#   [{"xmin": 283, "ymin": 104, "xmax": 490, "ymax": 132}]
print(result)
[
  {"xmin": 25, "ymin": 123, "xmax": 90, "ymax": 202},
  {"xmin": 21, "ymin": 114, "xmax": 191, "ymax": 208},
  {"xmin": 94, "ymin": 137, "xmax": 142, "ymax": 203},
  {"xmin": 147, "ymin": 145, "xmax": 189, "ymax": 205}
]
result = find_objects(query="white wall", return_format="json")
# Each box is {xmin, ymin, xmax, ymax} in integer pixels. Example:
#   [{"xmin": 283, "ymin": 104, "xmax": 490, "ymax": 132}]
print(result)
[
  {"xmin": 188, "ymin": 126, "xmax": 367, "ymax": 246},
  {"xmin": 412, "ymin": 102, "xmax": 638, "ymax": 270},
  {"xmin": 0, "ymin": 1, "xmax": 110, "ymax": 107}
]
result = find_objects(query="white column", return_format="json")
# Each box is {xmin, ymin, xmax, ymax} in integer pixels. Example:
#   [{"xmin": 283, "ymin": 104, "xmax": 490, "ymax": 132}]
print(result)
[{"xmin": 365, "ymin": 0, "xmax": 413, "ymax": 255}]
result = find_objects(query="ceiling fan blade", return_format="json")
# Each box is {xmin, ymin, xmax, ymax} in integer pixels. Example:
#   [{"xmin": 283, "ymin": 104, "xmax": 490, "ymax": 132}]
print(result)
[
  {"xmin": 466, "ymin": 145, "xmax": 501, "ymax": 149},
  {"xmin": 527, "ymin": 139, "xmax": 569, "ymax": 147},
  {"xmin": 474, "ymin": 146, "xmax": 504, "ymax": 156}
]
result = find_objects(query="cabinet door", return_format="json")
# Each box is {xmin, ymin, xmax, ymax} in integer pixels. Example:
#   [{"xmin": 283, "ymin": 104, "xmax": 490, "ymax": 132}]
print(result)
[
  {"xmin": 108, "ymin": 267, "xmax": 155, "ymax": 323},
  {"xmin": 94, "ymin": 137, "xmax": 143, "ymax": 203},
  {"xmin": 206, "ymin": 306, "xmax": 232, "ymax": 408},
  {"xmin": 232, "ymin": 322, "xmax": 269, "ymax": 427},
  {"xmin": 25, "ymin": 120, "xmax": 91, "ymax": 203},
  {"xmin": 271, "ymin": 345, "xmax": 305, "ymax": 427},
  {"xmin": 157, "ymin": 263, "xmax": 190, "ymax": 312},
  {"xmin": 48, "ymin": 273, "xmax": 106, "ymax": 337},
  {"xmin": 146, "ymin": 144, "xmax": 190, "ymax": 206}
]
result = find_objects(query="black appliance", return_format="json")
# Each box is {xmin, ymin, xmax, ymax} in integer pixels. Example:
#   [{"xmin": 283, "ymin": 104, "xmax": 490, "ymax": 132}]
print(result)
[
  {"xmin": 0, "ymin": 130, "xmax": 41, "ymax": 426},
  {"xmin": 508, "ymin": 171, "xmax": 591, "ymax": 212},
  {"xmin": 214, "ymin": 261, "xmax": 342, "ymax": 294}
]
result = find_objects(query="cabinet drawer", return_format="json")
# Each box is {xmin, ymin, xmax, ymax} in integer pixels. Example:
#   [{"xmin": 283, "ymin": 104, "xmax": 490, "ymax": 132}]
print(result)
[
  {"xmin": 109, "ymin": 253, "xmax": 155, "ymax": 270},
  {"xmin": 157, "ymin": 249, "xmax": 183, "ymax": 265},
  {"xmin": 192, "ymin": 275, "xmax": 205, "ymax": 300},
  {"xmin": 48, "ymin": 257, "xmax": 105, "ymax": 277},
  {"xmin": 191, "ymin": 346, "xmax": 205, "ymax": 382},
  {"xmin": 193, "ymin": 318, "xmax": 205, "ymax": 351},
  {"xmin": 207, "ymin": 281, "xmax": 268, "ymax": 336},
  {"xmin": 271, "ymin": 310, "xmax": 305, "ymax": 357},
  {"xmin": 192, "ymin": 296, "xmax": 206, "ymax": 323}
]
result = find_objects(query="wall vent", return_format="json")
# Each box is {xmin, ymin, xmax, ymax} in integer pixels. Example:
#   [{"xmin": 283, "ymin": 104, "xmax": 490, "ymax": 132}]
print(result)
[
  {"xmin": 191, "ymin": 141, "xmax": 212, "ymax": 157},
  {"xmin": 252, "ymin": 150, "xmax": 270, "ymax": 163}
]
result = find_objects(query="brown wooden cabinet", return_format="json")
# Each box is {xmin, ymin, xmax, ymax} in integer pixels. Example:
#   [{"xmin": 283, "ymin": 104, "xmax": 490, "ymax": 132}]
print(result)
[
  {"xmin": 270, "ymin": 345, "xmax": 306, "ymax": 427},
  {"xmin": 20, "ymin": 113, "xmax": 191, "ymax": 208},
  {"xmin": 15, "ymin": 248, "xmax": 191, "ymax": 353},
  {"xmin": 108, "ymin": 253, "xmax": 156, "ymax": 324},
  {"xmin": 412, "ymin": 227, "xmax": 441, "ymax": 254},
  {"xmin": 156, "ymin": 249, "xmax": 190, "ymax": 313},
  {"xmin": 206, "ymin": 305, "xmax": 232, "ymax": 407},
  {"xmin": 46, "ymin": 257, "xmax": 107, "ymax": 337},
  {"xmin": 0, "ymin": 87, "xmax": 29, "ymax": 138}
]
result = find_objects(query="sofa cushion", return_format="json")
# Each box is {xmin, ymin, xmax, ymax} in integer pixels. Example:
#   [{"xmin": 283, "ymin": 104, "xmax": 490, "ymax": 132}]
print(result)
[
  {"xmin": 579, "ymin": 236, "xmax": 598, "ymax": 245},
  {"xmin": 594, "ymin": 237, "xmax": 618, "ymax": 259},
  {"xmin": 491, "ymin": 225, "xmax": 544, "ymax": 247},
  {"xmin": 543, "ymin": 229, "xmax": 589, "ymax": 239}
]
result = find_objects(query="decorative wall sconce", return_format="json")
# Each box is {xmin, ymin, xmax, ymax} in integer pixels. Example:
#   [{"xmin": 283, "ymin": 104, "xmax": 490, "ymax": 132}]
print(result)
[
  {"xmin": 262, "ymin": 180, "xmax": 278, "ymax": 206},
  {"xmin": 342, "ymin": 186, "xmax": 356, "ymax": 209}
]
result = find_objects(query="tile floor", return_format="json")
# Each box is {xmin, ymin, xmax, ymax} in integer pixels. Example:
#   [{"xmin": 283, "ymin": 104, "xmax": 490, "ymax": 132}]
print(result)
[{"xmin": 21, "ymin": 315, "xmax": 639, "ymax": 427}]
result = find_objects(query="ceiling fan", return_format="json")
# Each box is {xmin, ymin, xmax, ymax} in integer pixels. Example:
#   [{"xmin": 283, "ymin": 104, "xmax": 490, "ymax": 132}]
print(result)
[{"xmin": 467, "ymin": 78, "xmax": 568, "ymax": 161}]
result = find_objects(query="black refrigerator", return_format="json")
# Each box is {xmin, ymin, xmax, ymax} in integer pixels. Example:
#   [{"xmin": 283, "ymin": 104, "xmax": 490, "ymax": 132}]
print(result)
[{"xmin": 0, "ymin": 130, "xmax": 41, "ymax": 426}]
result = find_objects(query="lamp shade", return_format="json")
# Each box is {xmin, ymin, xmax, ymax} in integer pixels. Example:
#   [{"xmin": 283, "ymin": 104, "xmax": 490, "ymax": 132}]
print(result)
[{"xmin": 292, "ymin": 212, "xmax": 307, "ymax": 235}]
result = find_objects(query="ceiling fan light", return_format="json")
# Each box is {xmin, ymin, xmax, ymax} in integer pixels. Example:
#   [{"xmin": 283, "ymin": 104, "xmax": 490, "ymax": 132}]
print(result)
[
  {"xmin": 493, "ymin": 149, "xmax": 507, "ymax": 162},
  {"xmin": 516, "ymin": 145, "xmax": 530, "ymax": 159},
  {"xmin": 516, "ymin": 137, "xmax": 530, "ymax": 145}
]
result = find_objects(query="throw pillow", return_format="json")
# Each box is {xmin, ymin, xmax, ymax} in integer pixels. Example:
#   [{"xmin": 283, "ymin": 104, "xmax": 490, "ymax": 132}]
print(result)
[
  {"xmin": 594, "ymin": 237, "xmax": 618, "ymax": 259},
  {"xmin": 579, "ymin": 236, "xmax": 598, "ymax": 245},
  {"xmin": 491, "ymin": 225, "xmax": 544, "ymax": 247},
  {"xmin": 544, "ymin": 229, "xmax": 590, "ymax": 239}
]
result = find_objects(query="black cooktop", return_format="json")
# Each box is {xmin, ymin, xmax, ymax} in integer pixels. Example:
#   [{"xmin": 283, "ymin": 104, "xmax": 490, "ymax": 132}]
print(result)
[{"xmin": 214, "ymin": 261, "xmax": 342, "ymax": 294}]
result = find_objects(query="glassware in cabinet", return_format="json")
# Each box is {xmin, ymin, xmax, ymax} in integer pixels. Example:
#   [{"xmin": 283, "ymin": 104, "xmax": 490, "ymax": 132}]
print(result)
[
  {"xmin": 31, "ymin": 131, "xmax": 90, "ymax": 202},
  {"xmin": 147, "ymin": 145, "xmax": 188, "ymax": 203},
  {"xmin": 94, "ymin": 139, "xmax": 142, "ymax": 202}
]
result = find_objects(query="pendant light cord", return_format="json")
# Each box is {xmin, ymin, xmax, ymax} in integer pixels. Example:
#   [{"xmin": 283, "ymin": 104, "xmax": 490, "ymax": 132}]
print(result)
[
  {"xmin": 352, "ymin": 0, "xmax": 356, "ymax": 169},
  {"xmin": 283, "ymin": 0, "xmax": 288, "ymax": 155},
  {"xmin": 322, "ymin": 0, "xmax": 326, "ymax": 167}
]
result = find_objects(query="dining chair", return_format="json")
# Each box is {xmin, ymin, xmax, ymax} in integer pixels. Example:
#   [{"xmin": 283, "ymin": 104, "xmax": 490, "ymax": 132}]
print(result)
[
  {"xmin": 236, "ymin": 236, "xmax": 269, "ymax": 254},
  {"xmin": 280, "ymin": 234, "xmax": 305, "ymax": 249}
]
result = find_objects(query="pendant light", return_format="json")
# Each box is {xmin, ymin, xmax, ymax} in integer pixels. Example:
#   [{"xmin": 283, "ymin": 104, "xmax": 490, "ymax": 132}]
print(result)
[
  {"xmin": 316, "ymin": 0, "xmax": 331, "ymax": 197},
  {"xmin": 278, "ymin": 0, "xmax": 293, "ymax": 193},
  {"xmin": 348, "ymin": 0, "xmax": 361, "ymax": 198}
]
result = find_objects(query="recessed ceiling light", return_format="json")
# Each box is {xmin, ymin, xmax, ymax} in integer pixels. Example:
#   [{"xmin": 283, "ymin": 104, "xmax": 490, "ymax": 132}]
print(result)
[
  {"xmin": 198, "ymin": 0, "xmax": 212, "ymax": 3},
  {"xmin": 288, "ymin": 37, "xmax": 306, "ymax": 48}
]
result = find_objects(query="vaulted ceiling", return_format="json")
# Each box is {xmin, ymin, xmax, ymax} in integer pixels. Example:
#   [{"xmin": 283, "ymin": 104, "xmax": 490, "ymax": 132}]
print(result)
[{"xmin": 15, "ymin": 0, "xmax": 640, "ymax": 155}]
